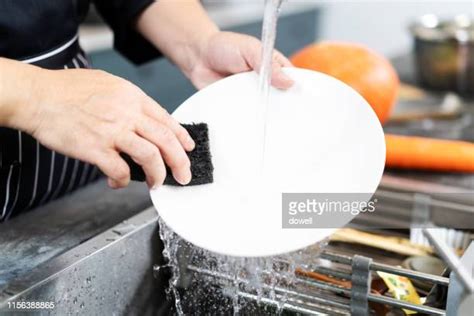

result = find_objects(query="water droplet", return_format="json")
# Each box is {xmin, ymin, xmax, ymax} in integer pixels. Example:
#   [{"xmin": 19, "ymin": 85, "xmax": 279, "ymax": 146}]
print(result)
[{"xmin": 157, "ymin": 213, "xmax": 328, "ymax": 314}]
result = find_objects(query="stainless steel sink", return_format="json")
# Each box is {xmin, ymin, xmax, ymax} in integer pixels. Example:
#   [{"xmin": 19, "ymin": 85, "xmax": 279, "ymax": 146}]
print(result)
[{"xmin": 0, "ymin": 181, "xmax": 171, "ymax": 315}]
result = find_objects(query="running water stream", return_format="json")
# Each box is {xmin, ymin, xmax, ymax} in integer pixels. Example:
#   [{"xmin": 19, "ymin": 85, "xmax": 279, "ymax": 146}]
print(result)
[
  {"xmin": 158, "ymin": 1, "xmax": 327, "ymax": 314},
  {"xmin": 258, "ymin": 0, "xmax": 284, "ymax": 173}
]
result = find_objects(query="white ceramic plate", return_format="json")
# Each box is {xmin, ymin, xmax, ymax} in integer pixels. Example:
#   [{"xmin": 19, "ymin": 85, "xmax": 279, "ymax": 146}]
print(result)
[{"xmin": 150, "ymin": 67, "xmax": 385, "ymax": 257}]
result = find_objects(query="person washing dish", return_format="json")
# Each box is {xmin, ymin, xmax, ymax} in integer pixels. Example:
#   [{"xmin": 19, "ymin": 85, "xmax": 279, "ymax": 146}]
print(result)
[{"xmin": 0, "ymin": 0, "xmax": 294, "ymax": 222}]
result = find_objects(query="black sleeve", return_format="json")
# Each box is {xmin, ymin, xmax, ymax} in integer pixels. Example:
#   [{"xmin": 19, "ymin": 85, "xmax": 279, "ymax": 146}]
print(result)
[{"xmin": 93, "ymin": 0, "xmax": 161, "ymax": 65}]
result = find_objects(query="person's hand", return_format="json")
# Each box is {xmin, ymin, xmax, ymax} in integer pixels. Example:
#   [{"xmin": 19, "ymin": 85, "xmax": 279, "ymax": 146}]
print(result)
[
  {"xmin": 4, "ymin": 62, "xmax": 194, "ymax": 189},
  {"xmin": 136, "ymin": 2, "xmax": 293, "ymax": 90},
  {"xmin": 186, "ymin": 32, "xmax": 295, "ymax": 90}
]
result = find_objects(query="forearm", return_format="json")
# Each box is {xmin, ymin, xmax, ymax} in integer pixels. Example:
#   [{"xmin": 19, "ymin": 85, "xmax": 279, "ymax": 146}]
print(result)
[
  {"xmin": 0, "ymin": 58, "xmax": 40, "ymax": 131},
  {"xmin": 136, "ymin": 0, "xmax": 218, "ymax": 76}
]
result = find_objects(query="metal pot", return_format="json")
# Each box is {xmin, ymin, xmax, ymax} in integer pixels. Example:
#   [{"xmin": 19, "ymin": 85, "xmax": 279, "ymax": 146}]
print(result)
[{"xmin": 410, "ymin": 14, "xmax": 474, "ymax": 96}]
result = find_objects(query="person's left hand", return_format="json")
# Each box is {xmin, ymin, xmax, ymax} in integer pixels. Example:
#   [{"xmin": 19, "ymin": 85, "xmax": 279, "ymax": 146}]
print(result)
[{"xmin": 186, "ymin": 31, "xmax": 295, "ymax": 90}]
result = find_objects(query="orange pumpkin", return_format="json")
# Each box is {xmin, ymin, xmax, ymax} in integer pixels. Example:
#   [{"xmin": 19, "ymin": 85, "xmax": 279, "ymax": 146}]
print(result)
[{"xmin": 290, "ymin": 41, "xmax": 399, "ymax": 124}]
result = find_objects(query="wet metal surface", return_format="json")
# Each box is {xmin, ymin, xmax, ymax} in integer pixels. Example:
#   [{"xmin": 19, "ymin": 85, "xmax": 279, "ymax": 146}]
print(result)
[
  {"xmin": 0, "ymin": 180, "xmax": 151, "ymax": 287},
  {"xmin": 0, "ymin": 208, "xmax": 168, "ymax": 315}
]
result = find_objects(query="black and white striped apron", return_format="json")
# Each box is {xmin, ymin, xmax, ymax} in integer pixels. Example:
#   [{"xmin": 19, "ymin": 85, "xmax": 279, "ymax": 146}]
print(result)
[{"xmin": 0, "ymin": 35, "xmax": 101, "ymax": 222}]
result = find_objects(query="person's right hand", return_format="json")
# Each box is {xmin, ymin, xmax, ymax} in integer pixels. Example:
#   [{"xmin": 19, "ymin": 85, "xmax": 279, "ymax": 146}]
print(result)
[{"xmin": 4, "ymin": 63, "xmax": 194, "ymax": 189}]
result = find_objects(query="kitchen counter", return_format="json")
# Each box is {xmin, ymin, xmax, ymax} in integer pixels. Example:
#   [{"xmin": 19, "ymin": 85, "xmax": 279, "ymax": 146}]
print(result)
[{"xmin": 384, "ymin": 54, "xmax": 474, "ymax": 191}]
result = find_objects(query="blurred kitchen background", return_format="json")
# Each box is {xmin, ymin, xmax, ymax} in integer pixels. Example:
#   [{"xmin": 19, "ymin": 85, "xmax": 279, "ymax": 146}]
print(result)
[
  {"xmin": 79, "ymin": 0, "xmax": 473, "ymax": 111},
  {"xmin": 314, "ymin": 0, "xmax": 471, "ymax": 57}
]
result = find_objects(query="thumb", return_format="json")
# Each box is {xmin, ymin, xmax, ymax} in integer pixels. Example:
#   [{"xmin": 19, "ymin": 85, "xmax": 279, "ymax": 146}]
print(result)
[{"xmin": 271, "ymin": 59, "xmax": 294, "ymax": 90}]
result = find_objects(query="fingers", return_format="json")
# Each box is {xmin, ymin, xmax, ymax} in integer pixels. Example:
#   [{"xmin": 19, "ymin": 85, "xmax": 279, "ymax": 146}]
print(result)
[
  {"xmin": 161, "ymin": 112, "xmax": 195, "ymax": 152},
  {"xmin": 274, "ymin": 50, "xmax": 293, "ymax": 67},
  {"xmin": 270, "ymin": 57, "xmax": 294, "ymax": 90},
  {"xmin": 270, "ymin": 51, "xmax": 294, "ymax": 89},
  {"xmin": 243, "ymin": 41, "xmax": 294, "ymax": 90},
  {"xmin": 94, "ymin": 151, "xmax": 131, "ymax": 189},
  {"xmin": 142, "ymin": 98, "xmax": 195, "ymax": 151},
  {"xmin": 136, "ymin": 117, "xmax": 192, "ymax": 185},
  {"xmin": 116, "ymin": 132, "xmax": 167, "ymax": 188}
]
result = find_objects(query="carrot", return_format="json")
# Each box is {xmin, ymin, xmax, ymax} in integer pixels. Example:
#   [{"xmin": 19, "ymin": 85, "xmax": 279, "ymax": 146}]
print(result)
[{"xmin": 385, "ymin": 134, "xmax": 474, "ymax": 173}]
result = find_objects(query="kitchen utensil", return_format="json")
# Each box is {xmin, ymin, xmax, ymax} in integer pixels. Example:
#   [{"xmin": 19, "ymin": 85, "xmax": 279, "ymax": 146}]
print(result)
[
  {"xmin": 423, "ymin": 228, "xmax": 474, "ymax": 293},
  {"xmin": 398, "ymin": 83, "xmax": 427, "ymax": 101},
  {"xmin": 331, "ymin": 228, "xmax": 433, "ymax": 257},
  {"xmin": 410, "ymin": 14, "xmax": 474, "ymax": 96},
  {"xmin": 123, "ymin": 123, "xmax": 214, "ymax": 185},
  {"xmin": 150, "ymin": 67, "xmax": 386, "ymax": 257},
  {"xmin": 402, "ymin": 256, "xmax": 446, "ymax": 292},
  {"xmin": 389, "ymin": 92, "xmax": 463, "ymax": 123}
]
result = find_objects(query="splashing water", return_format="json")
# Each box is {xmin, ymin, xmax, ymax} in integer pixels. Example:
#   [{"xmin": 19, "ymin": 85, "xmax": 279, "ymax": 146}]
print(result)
[
  {"xmin": 157, "ymin": 1, "xmax": 328, "ymax": 314},
  {"xmin": 158, "ymin": 218, "xmax": 328, "ymax": 315}
]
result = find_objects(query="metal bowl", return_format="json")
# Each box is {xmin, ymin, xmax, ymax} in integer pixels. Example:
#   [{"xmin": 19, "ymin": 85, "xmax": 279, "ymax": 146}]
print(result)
[{"xmin": 410, "ymin": 14, "xmax": 474, "ymax": 96}]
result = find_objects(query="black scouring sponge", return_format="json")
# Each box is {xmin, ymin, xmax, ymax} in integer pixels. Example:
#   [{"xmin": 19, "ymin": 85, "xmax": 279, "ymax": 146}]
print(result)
[{"xmin": 121, "ymin": 123, "xmax": 213, "ymax": 186}]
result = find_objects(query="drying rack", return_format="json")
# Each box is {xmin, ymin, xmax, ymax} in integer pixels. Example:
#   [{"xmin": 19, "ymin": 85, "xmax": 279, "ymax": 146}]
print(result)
[{"xmin": 154, "ymin": 241, "xmax": 474, "ymax": 315}]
